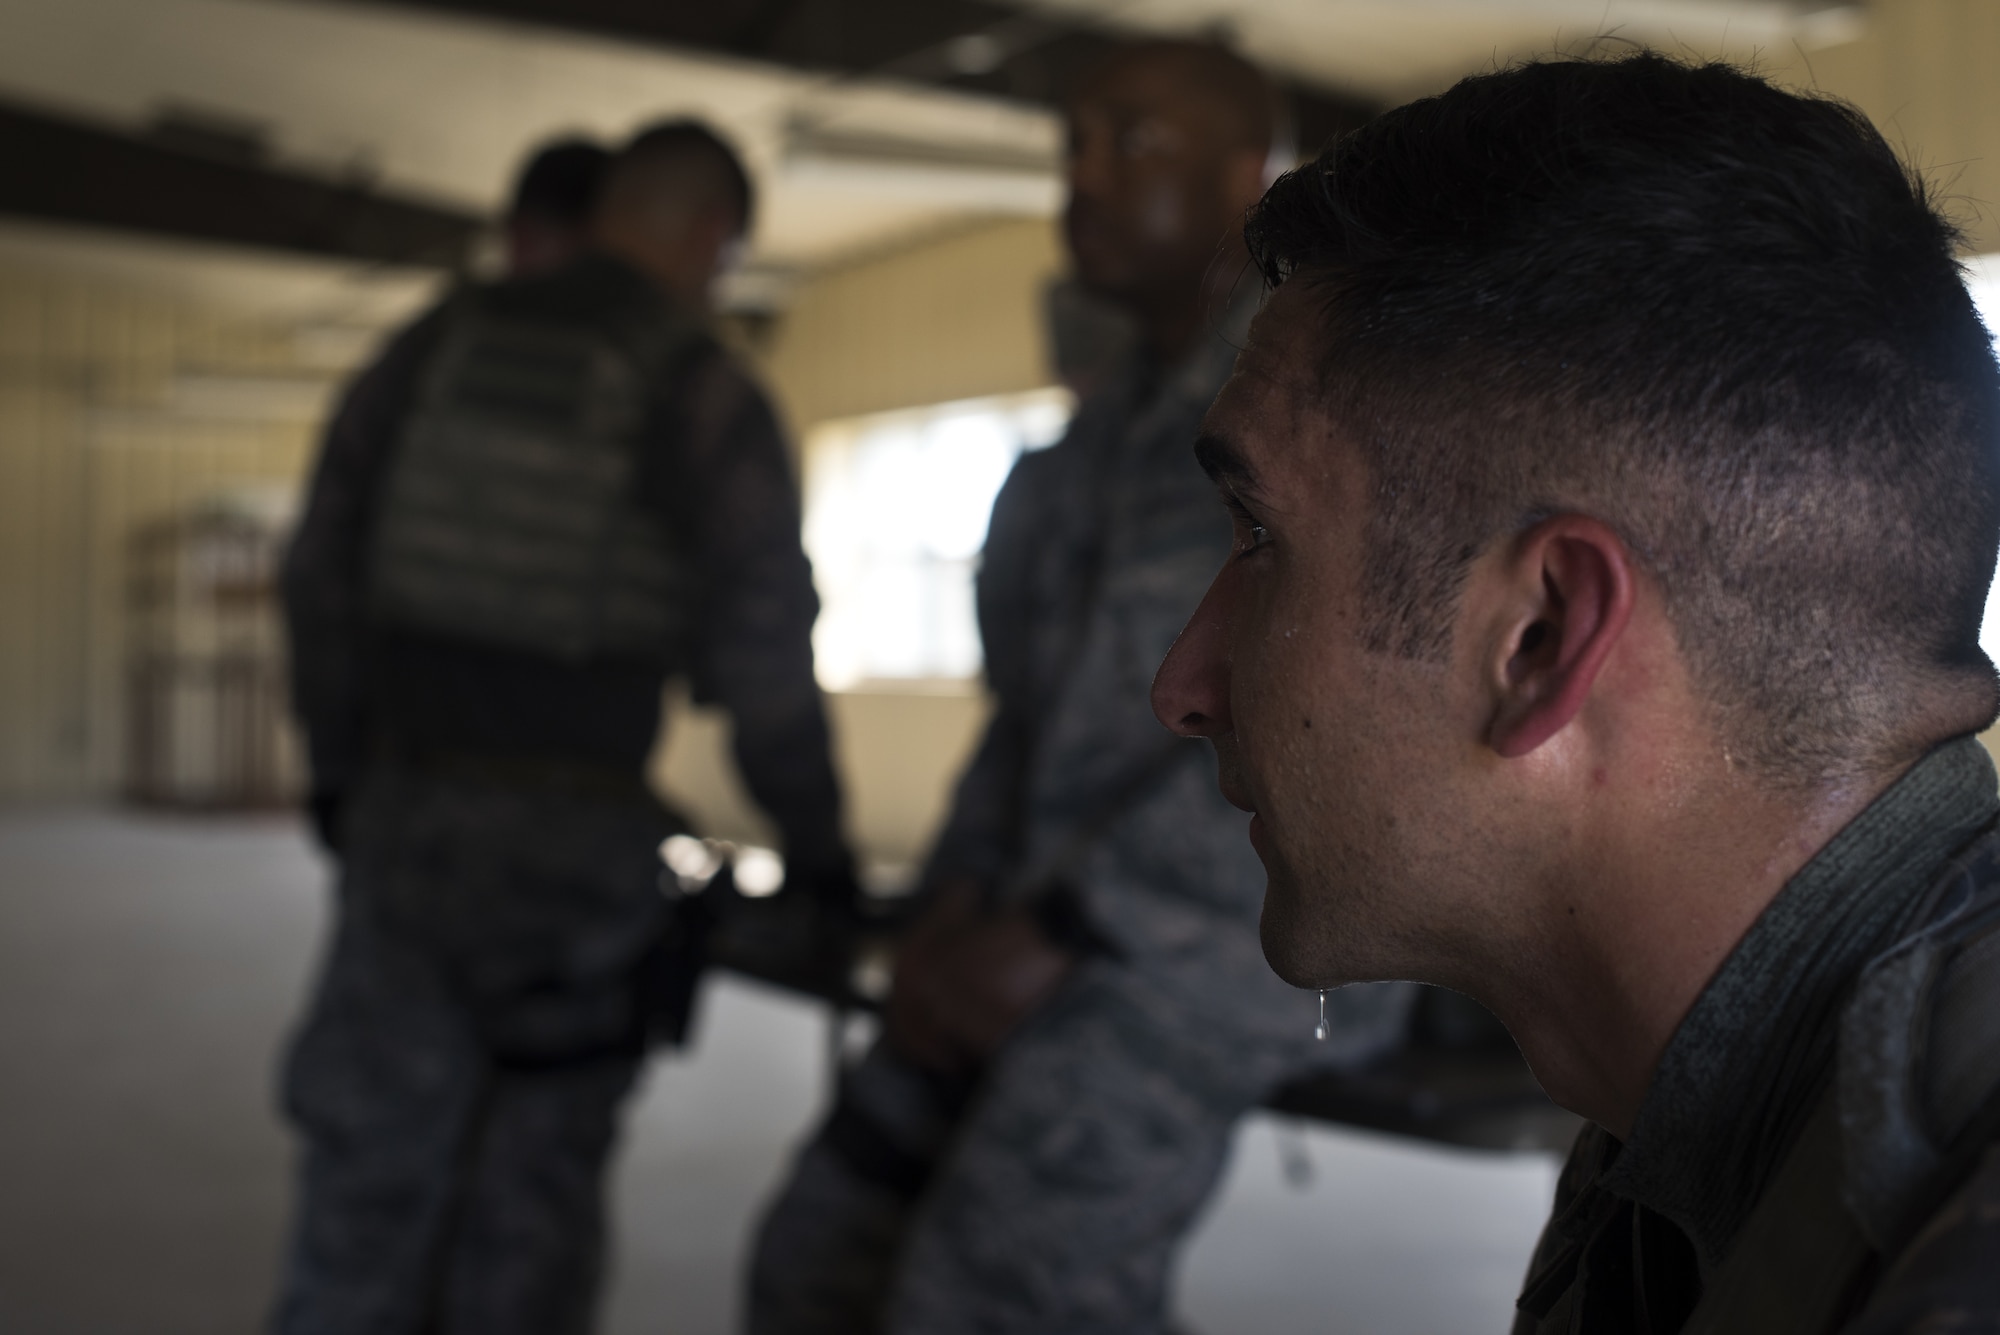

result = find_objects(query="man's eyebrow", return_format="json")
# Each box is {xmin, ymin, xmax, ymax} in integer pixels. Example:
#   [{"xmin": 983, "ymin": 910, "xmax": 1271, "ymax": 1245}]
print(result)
[{"xmin": 1193, "ymin": 433, "xmax": 1260, "ymax": 495}]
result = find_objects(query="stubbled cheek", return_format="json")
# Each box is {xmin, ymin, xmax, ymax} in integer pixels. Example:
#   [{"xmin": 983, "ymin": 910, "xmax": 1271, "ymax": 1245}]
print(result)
[{"xmin": 1233, "ymin": 639, "xmax": 1322, "ymax": 778}]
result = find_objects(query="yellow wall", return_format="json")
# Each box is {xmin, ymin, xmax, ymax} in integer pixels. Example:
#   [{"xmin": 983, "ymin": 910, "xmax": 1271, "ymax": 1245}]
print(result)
[
  {"xmin": 0, "ymin": 265, "xmax": 331, "ymax": 799},
  {"xmin": 761, "ymin": 218, "xmax": 1065, "ymax": 435},
  {"xmin": 1749, "ymin": 0, "xmax": 2000, "ymax": 253}
]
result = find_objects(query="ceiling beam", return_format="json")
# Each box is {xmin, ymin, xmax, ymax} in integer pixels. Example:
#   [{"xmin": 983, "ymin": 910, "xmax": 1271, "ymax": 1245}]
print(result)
[
  {"xmin": 0, "ymin": 99, "xmax": 482, "ymax": 268},
  {"xmin": 362, "ymin": 0, "xmax": 1377, "ymax": 154}
]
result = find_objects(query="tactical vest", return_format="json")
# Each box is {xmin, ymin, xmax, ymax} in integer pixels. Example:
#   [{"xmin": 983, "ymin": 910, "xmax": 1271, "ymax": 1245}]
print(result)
[{"xmin": 366, "ymin": 269, "xmax": 710, "ymax": 666}]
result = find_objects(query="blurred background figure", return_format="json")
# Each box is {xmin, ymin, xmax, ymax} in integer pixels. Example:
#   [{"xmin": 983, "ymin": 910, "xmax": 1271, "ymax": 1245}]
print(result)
[
  {"xmin": 503, "ymin": 137, "xmax": 610, "ymax": 278},
  {"xmin": 1041, "ymin": 275, "xmax": 1137, "ymax": 400},
  {"xmin": 745, "ymin": 40, "xmax": 1414, "ymax": 1335},
  {"xmin": 1, "ymin": 4, "xmax": 1996, "ymax": 1335},
  {"xmin": 274, "ymin": 122, "xmax": 856, "ymax": 1335}
]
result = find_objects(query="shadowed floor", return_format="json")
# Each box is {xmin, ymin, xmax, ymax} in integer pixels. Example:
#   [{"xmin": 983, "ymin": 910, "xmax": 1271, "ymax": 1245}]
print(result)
[{"xmin": 0, "ymin": 809, "xmax": 1559, "ymax": 1335}]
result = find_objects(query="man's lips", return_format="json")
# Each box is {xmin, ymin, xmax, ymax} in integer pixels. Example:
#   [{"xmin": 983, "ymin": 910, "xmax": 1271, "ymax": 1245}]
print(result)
[
  {"xmin": 1212, "ymin": 748, "xmax": 1256, "ymax": 814},
  {"xmin": 1219, "ymin": 762, "xmax": 1269, "ymax": 857}
]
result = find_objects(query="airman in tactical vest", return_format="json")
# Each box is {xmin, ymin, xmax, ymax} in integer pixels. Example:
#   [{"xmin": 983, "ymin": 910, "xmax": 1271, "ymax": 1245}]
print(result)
[{"xmin": 275, "ymin": 124, "xmax": 856, "ymax": 1335}]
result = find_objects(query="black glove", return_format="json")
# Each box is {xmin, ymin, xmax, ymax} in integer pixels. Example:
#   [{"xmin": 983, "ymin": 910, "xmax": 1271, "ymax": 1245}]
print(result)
[
  {"xmin": 704, "ymin": 852, "xmax": 866, "ymax": 1002},
  {"xmin": 785, "ymin": 856, "xmax": 866, "ymax": 923}
]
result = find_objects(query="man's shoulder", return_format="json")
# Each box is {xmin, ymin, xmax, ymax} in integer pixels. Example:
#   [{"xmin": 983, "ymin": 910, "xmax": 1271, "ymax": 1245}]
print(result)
[
  {"xmin": 323, "ymin": 298, "xmax": 456, "ymax": 438},
  {"xmin": 996, "ymin": 382, "xmax": 1149, "ymax": 502},
  {"xmin": 1841, "ymin": 826, "xmax": 2000, "ymax": 1240},
  {"xmin": 1844, "ymin": 1142, "xmax": 2000, "ymax": 1333},
  {"xmin": 360, "ymin": 297, "xmax": 456, "ymax": 378},
  {"xmin": 1833, "ymin": 836, "xmax": 2000, "ymax": 1329},
  {"xmin": 668, "ymin": 339, "xmax": 775, "ymax": 440},
  {"xmin": 982, "ymin": 438, "xmax": 1102, "ymax": 567}
]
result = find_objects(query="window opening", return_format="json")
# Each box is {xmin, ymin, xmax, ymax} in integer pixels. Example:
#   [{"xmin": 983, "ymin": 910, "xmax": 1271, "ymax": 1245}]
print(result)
[{"xmin": 804, "ymin": 388, "xmax": 1072, "ymax": 690}]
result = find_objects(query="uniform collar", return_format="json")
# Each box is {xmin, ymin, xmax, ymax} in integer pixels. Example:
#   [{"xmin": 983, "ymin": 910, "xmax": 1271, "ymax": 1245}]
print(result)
[{"xmin": 1603, "ymin": 734, "xmax": 2000, "ymax": 1270}]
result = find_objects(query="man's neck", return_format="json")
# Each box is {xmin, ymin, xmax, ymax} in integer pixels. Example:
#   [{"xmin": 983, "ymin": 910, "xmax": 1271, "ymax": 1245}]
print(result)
[
  {"xmin": 1496, "ymin": 763, "xmax": 1902, "ymax": 1139},
  {"xmin": 588, "ymin": 234, "xmax": 711, "ymax": 313}
]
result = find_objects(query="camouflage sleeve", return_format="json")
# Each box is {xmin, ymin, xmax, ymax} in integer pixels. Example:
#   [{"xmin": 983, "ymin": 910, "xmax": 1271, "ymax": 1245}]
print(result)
[
  {"xmin": 921, "ymin": 703, "xmax": 1031, "ymax": 894},
  {"xmin": 280, "ymin": 308, "xmax": 446, "ymax": 798},
  {"xmin": 1840, "ymin": 1142, "xmax": 2000, "ymax": 1333},
  {"xmin": 920, "ymin": 448, "xmax": 1072, "ymax": 894},
  {"xmin": 666, "ymin": 354, "xmax": 851, "ymax": 879}
]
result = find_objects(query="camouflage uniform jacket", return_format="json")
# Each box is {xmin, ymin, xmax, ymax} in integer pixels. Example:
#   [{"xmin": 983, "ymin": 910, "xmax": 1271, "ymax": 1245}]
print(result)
[
  {"xmin": 282, "ymin": 254, "xmax": 846, "ymax": 872},
  {"xmin": 924, "ymin": 286, "xmax": 1364, "ymax": 1049},
  {"xmin": 1514, "ymin": 736, "xmax": 2000, "ymax": 1334}
]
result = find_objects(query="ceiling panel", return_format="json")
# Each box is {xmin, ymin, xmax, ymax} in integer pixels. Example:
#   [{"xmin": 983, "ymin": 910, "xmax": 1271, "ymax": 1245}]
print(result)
[
  {"xmin": 0, "ymin": 0, "xmax": 1065, "ymax": 270},
  {"xmin": 1013, "ymin": 0, "xmax": 1865, "ymax": 102},
  {"xmin": 0, "ymin": 0, "xmax": 1871, "ymax": 281}
]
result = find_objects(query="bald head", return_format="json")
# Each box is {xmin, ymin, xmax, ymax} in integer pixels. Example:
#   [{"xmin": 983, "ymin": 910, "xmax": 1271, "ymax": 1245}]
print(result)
[
  {"xmin": 593, "ymin": 119, "xmax": 753, "ymax": 308},
  {"xmin": 1063, "ymin": 41, "xmax": 1280, "ymax": 352},
  {"xmin": 1077, "ymin": 40, "xmax": 1282, "ymax": 159}
]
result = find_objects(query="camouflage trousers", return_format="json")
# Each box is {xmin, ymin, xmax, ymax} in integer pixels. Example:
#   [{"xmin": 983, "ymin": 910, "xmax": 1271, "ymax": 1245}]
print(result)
[
  {"xmin": 748, "ymin": 957, "xmax": 1410, "ymax": 1335},
  {"xmin": 272, "ymin": 767, "xmax": 676, "ymax": 1335}
]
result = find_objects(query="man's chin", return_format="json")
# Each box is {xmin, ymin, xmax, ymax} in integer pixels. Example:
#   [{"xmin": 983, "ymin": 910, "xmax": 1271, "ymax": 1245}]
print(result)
[
  {"xmin": 1257, "ymin": 869, "xmax": 1328, "ymax": 987},
  {"xmin": 1257, "ymin": 864, "xmax": 1385, "ymax": 989},
  {"xmin": 1066, "ymin": 256, "xmax": 1136, "ymax": 307}
]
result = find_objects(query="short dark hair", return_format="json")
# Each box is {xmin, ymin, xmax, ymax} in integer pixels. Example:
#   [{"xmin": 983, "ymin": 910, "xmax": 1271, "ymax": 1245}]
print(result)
[
  {"xmin": 507, "ymin": 138, "xmax": 608, "ymax": 224},
  {"xmin": 604, "ymin": 118, "xmax": 755, "ymax": 235},
  {"xmin": 1245, "ymin": 52, "xmax": 2000, "ymax": 784}
]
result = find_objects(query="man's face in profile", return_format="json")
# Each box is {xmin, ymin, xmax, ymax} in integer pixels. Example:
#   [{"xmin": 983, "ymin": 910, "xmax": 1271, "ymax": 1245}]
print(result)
[
  {"xmin": 1154, "ymin": 284, "xmax": 1490, "ymax": 987},
  {"xmin": 506, "ymin": 215, "xmax": 587, "ymax": 279}
]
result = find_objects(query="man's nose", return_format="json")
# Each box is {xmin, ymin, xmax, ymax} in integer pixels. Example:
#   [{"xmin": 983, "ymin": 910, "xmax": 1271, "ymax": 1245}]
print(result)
[{"xmin": 1152, "ymin": 580, "xmax": 1232, "ymax": 738}]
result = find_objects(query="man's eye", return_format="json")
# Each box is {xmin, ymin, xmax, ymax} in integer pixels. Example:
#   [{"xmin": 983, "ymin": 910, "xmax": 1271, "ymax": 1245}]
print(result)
[
  {"xmin": 1222, "ymin": 494, "xmax": 1270, "ymax": 556},
  {"xmin": 1233, "ymin": 515, "xmax": 1271, "ymax": 557},
  {"xmin": 1118, "ymin": 119, "xmax": 1177, "ymax": 159}
]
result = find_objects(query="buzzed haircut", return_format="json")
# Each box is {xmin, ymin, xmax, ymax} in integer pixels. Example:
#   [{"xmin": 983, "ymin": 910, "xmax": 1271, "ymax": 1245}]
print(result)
[
  {"xmin": 1079, "ymin": 39, "xmax": 1285, "ymax": 158},
  {"xmin": 507, "ymin": 138, "xmax": 608, "ymax": 224},
  {"xmin": 600, "ymin": 119, "xmax": 755, "ymax": 237},
  {"xmin": 1245, "ymin": 53, "xmax": 2000, "ymax": 785}
]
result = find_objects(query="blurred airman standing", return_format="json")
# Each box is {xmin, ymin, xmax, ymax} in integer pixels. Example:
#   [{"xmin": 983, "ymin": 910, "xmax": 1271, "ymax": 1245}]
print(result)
[{"xmin": 276, "ymin": 123, "xmax": 856, "ymax": 1335}]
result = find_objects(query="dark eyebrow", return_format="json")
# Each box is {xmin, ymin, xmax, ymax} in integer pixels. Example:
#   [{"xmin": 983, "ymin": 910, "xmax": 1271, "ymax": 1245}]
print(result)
[{"xmin": 1194, "ymin": 432, "xmax": 1260, "ymax": 496}]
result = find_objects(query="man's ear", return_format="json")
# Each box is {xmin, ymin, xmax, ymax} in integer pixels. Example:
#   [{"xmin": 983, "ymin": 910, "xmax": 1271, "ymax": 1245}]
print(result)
[{"xmin": 1484, "ymin": 516, "xmax": 1636, "ymax": 759}]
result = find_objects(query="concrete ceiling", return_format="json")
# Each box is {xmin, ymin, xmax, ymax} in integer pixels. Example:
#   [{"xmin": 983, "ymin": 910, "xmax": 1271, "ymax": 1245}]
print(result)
[
  {"xmin": 0, "ymin": 0, "xmax": 1873, "ymax": 334},
  {"xmin": 1020, "ymin": 0, "xmax": 1866, "ymax": 103},
  {"xmin": 0, "ymin": 0, "xmax": 1063, "ymax": 275},
  {"xmin": 0, "ymin": 0, "xmax": 1868, "ymax": 272}
]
